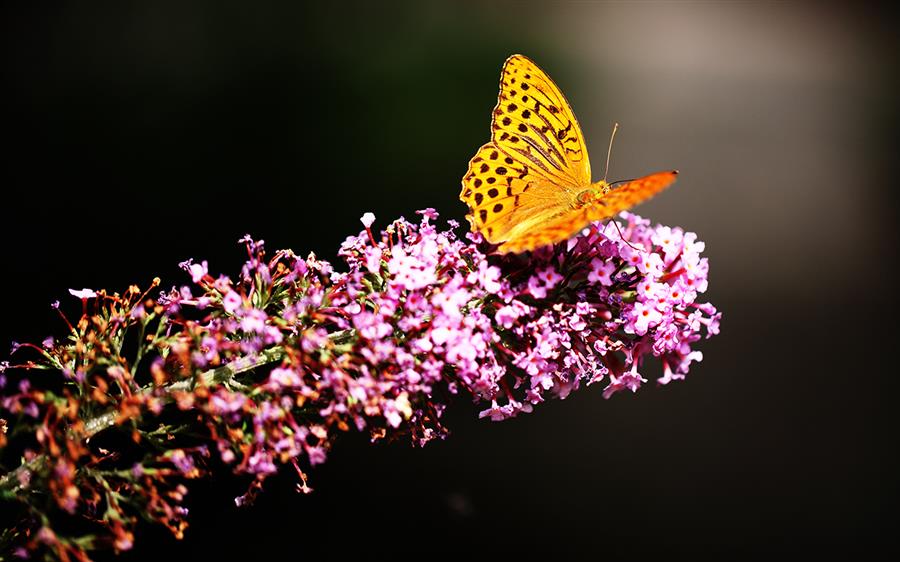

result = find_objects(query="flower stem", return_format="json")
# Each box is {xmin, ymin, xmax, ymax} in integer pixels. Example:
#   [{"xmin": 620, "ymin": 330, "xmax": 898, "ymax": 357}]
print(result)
[{"xmin": 1, "ymin": 346, "xmax": 287, "ymax": 495}]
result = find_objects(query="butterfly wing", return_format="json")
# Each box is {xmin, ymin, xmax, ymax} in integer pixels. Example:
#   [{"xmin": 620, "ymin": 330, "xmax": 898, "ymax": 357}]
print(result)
[
  {"xmin": 494, "ymin": 205, "xmax": 595, "ymax": 254},
  {"xmin": 587, "ymin": 171, "xmax": 679, "ymax": 222},
  {"xmin": 490, "ymin": 54, "xmax": 591, "ymax": 186},
  {"xmin": 496, "ymin": 171, "xmax": 679, "ymax": 253},
  {"xmin": 460, "ymin": 55, "xmax": 593, "ymax": 247}
]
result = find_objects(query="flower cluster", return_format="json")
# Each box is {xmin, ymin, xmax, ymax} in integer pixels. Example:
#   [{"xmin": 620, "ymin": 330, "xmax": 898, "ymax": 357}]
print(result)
[{"xmin": 0, "ymin": 209, "xmax": 719, "ymax": 560}]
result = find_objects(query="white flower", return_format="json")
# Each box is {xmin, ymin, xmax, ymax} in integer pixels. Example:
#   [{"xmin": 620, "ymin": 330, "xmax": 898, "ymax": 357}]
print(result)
[{"xmin": 68, "ymin": 288, "xmax": 97, "ymax": 299}]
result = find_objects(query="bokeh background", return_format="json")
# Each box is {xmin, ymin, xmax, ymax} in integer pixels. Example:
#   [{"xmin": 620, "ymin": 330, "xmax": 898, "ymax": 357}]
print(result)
[{"xmin": 2, "ymin": 2, "xmax": 897, "ymax": 559}]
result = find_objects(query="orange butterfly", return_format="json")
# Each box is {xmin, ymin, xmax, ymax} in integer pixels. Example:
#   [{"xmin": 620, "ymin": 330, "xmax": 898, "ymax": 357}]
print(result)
[{"xmin": 460, "ymin": 54, "xmax": 678, "ymax": 254}]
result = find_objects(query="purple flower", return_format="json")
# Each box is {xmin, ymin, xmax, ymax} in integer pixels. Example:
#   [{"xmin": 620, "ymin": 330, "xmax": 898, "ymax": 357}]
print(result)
[
  {"xmin": 209, "ymin": 390, "xmax": 247, "ymax": 415},
  {"xmin": 305, "ymin": 446, "xmax": 327, "ymax": 465},
  {"xmin": 0, "ymin": 206, "xmax": 719, "ymax": 558},
  {"xmin": 247, "ymin": 450, "xmax": 277, "ymax": 475},
  {"xmin": 478, "ymin": 398, "xmax": 528, "ymax": 421},
  {"xmin": 23, "ymin": 401, "xmax": 40, "ymax": 418},
  {"xmin": 170, "ymin": 450, "xmax": 195, "ymax": 474},
  {"xmin": 130, "ymin": 304, "xmax": 147, "ymax": 320}
]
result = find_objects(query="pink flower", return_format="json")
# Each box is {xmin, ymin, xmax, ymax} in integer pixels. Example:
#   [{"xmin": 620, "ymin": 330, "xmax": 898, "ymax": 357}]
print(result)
[
  {"xmin": 364, "ymin": 247, "xmax": 383, "ymax": 274},
  {"xmin": 537, "ymin": 265, "xmax": 563, "ymax": 287},
  {"xmin": 637, "ymin": 277, "xmax": 662, "ymax": 300},
  {"xmin": 495, "ymin": 301, "xmax": 529, "ymax": 329},
  {"xmin": 652, "ymin": 323, "xmax": 680, "ymax": 355},
  {"xmin": 636, "ymin": 252, "xmax": 664, "ymax": 278},
  {"xmin": 651, "ymin": 226, "xmax": 684, "ymax": 264},
  {"xmin": 417, "ymin": 208, "xmax": 439, "ymax": 221},
  {"xmin": 588, "ymin": 258, "xmax": 616, "ymax": 285},
  {"xmin": 526, "ymin": 265, "xmax": 563, "ymax": 298},
  {"xmin": 630, "ymin": 300, "xmax": 663, "ymax": 335},
  {"xmin": 239, "ymin": 308, "xmax": 268, "ymax": 333},
  {"xmin": 619, "ymin": 245, "xmax": 644, "ymax": 269},
  {"xmin": 467, "ymin": 261, "xmax": 503, "ymax": 293},
  {"xmin": 353, "ymin": 311, "xmax": 392, "ymax": 340},
  {"xmin": 266, "ymin": 367, "xmax": 303, "ymax": 390},
  {"xmin": 602, "ymin": 367, "xmax": 647, "ymax": 399},
  {"xmin": 478, "ymin": 398, "xmax": 527, "ymax": 421}
]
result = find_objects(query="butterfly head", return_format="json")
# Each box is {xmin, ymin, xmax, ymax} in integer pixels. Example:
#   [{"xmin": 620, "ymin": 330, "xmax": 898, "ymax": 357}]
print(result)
[{"xmin": 575, "ymin": 181, "xmax": 612, "ymax": 207}]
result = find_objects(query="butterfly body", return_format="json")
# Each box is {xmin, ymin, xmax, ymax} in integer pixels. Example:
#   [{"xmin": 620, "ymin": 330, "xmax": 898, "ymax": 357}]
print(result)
[{"xmin": 460, "ymin": 55, "xmax": 678, "ymax": 254}]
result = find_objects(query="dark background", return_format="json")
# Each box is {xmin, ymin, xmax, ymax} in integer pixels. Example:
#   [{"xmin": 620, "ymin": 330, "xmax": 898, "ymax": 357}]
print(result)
[{"xmin": 2, "ymin": 2, "xmax": 898, "ymax": 559}]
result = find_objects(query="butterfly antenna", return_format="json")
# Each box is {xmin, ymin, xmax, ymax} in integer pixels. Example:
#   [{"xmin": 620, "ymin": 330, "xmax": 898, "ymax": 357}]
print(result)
[{"xmin": 603, "ymin": 122, "xmax": 619, "ymax": 183}]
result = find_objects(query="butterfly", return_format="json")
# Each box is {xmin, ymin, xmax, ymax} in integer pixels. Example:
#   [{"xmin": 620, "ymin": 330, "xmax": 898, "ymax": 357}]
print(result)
[{"xmin": 460, "ymin": 54, "xmax": 678, "ymax": 254}]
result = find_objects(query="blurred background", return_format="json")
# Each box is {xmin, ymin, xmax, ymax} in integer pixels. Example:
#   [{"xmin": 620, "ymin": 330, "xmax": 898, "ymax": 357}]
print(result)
[{"xmin": 2, "ymin": 1, "xmax": 897, "ymax": 559}]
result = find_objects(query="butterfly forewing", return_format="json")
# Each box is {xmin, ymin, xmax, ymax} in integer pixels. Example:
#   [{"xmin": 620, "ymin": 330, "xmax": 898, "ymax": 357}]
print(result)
[
  {"xmin": 496, "ymin": 171, "xmax": 677, "ymax": 253},
  {"xmin": 490, "ymin": 55, "xmax": 591, "ymax": 186},
  {"xmin": 587, "ymin": 171, "xmax": 679, "ymax": 222}
]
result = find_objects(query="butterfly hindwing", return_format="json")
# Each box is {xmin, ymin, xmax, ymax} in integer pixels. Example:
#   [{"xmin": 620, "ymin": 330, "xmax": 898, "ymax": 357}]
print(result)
[
  {"xmin": 461, "ymin": 142, "xmax": 569, "ymax": 244},
  {"xmin": 497, "ymin": 205, "xmax": 593, "ymax": 254}
]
